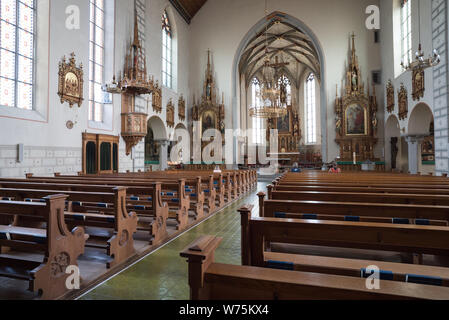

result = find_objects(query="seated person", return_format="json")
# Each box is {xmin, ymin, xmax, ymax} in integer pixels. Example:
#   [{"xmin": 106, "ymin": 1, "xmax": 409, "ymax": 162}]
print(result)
[
  {"xmin": 291, "ymin": 162, "xmax": 301, "ymax": 173},
  {"xmin": 328, "ymin": 163, "xmax": 341, "ymax": 173}
]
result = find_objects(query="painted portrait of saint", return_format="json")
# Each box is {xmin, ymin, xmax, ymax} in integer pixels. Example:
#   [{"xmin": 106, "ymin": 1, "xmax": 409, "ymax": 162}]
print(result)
[
  {"xmin": 201, "ymin": 110, "xmax": 216, "ymax": 135},
  {"xmin": 346, "ymin": 104, "xmax": 366, "ymax": 135},
  {"xmin": 276, "ymin": 112, "xmax": 290, "ymax": 134}
]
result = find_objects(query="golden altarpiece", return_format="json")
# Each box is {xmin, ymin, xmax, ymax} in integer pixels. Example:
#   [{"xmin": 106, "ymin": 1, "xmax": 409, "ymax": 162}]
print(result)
[
  {"xmin": 191, "ymin": 51, "xmax": 225, "ymax": 150},
  {"xmin": 335, "ymin": 34, "xmax": 378, "ymax": 163}
]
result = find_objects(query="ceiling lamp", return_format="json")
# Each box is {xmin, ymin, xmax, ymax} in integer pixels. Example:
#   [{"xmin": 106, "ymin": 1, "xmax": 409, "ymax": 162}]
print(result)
[
  {"xmin": 249, "ymin": 0, "xmax": 288, "ymax": 119},
  {"xmin": 401, "ymin": 44, "xmax": 441, "ymax": 71},
  {"xmin": 401, "ymin": 0, "xmax": 440, "ymax": 72}
]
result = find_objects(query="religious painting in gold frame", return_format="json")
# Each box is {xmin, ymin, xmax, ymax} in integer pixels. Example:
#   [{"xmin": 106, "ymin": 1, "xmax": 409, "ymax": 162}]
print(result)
[
  {"xmin": 412, "ymin": 67, "xmax": 425, "ymax": 101},
  {"xmin": 58, "ymin": 53, "xmax": 84, "ymax": 108},
  {"xmin": 276, "ymin": 108, "xmax": 292, "ymax": 135},
  {"xmin": 344, "ymin": 103, "xmax": 368, "ymax": 136},
  {"xmin": 201, "ymin": 109, "xmax": 217, "ymax": 136},
  {"xmin": 398, "ymin": 83, "xmax": 408, "ymax": 120},
  {"xmin": 386, "ymin": 80, "xmax": 395, "ymax": 113}
]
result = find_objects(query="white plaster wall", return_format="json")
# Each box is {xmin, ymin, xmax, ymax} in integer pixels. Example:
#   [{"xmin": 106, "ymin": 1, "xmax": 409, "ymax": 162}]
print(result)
[
  {"xmin": 380, "ymin": 0, "xmax": 439, "ymax": 172},
  {"xmin": 188, "ymin": 0, "xmax": 382, "ymax": 162},
  {"xmin": 0, "ymin": 0, "xmax": 189, "ymax": 177}
]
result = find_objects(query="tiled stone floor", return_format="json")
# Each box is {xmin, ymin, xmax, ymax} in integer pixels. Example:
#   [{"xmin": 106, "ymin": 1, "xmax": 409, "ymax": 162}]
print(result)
[{"xmin": 79, "ymin": 182, "xmax": 266, "ymax": 300}]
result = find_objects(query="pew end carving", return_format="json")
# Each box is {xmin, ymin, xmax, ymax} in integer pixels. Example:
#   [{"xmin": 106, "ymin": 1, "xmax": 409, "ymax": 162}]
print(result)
[{"xmin": 180, "ymin": 235, "xmax": 223, "ymax": 300}]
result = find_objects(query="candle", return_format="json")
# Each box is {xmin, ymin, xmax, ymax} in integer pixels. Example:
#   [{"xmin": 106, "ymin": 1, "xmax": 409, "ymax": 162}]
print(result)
[{"xmin": 353, "ymin": 152, "xmax": 356, "ymax": 165}]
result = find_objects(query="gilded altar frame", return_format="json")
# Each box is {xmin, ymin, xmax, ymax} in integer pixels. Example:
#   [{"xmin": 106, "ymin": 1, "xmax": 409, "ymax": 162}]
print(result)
[
  {"xmin": 343, "ymin": 98, "xmax": 369, "ymax": 137},
  {"xmin": 58, "ymin": 53, "xmax": 84, "ymax": 108}
]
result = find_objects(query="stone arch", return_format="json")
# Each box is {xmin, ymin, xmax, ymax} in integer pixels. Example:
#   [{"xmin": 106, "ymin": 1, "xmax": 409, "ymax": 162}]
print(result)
[
  {"xmin": 408, "ymin": 103, "xmax": 434, "ymax": 135},
  {"xmin": 145, "ymin": 116, "xmax": 167, "ymax": 170},
  {"xmin": 232, "ymin": 11, "xmax": 327, "ymax": 163},
  {"xmin": 408, "ymin": 103, "xmax": 435, "ymax": 175}
]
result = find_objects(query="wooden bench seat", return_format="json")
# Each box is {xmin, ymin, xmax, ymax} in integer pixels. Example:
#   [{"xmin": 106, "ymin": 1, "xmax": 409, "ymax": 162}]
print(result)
[
  {"xmin": 0, "ymin": 180, "xmax": 171, "ymax": 243},
  {"xmin": 269, "ymin": 189, "xmax": 449, "ymax": 206},
  {"xmin": 238, "ymin": 205, "xmax": 449, "ymax": 266},
  {"xmin": 264, "ymin": 251, "xmax": 449, "ymax": 286},
  {"xmin": 0, "ymin": 187, "xmax": 138, "ymax": 268},
  {"xmin": 180, "ymin": 235, "xmax": 449, "ymax": 300},
  {"xmin": 0, "ymin": 195, "xmax": 87, "ymax": 299},
  {"xmin": 18, "ymin": 177, "xmax": 190, "ymax": 232},
  {"xmin": 258, "ymin": 196, "xmax": 449, "ymax": 223}
]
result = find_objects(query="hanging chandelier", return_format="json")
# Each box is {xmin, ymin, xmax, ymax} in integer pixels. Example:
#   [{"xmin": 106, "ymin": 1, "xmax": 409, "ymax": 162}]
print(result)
[
  {"xmin": 401, "ymin": 44, "xmax": 441, "ymax": 71},
  {"xmin": 401, "ymin": 0, "xmax": 440, "ymax": 72},
  {"xmin": 249, "ymin": 1, "xmax": 287, "ymax": 119}
]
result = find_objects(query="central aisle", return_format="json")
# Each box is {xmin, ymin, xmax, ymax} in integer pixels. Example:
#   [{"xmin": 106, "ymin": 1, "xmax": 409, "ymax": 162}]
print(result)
[{"xmin": 80, "ymin": 182, "xmax": 267, "ymax": 300}]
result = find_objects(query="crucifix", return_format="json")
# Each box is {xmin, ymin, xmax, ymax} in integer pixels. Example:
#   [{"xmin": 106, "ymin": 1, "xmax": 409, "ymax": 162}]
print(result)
[{"xmin": 269, "ymin": 55, "xmax": 290, "ymax": 69}]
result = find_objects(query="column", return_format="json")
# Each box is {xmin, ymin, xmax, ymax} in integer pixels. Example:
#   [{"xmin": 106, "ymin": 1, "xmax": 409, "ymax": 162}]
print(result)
[
  {"xmin": 406, "ymin": 135, "xmax": 425, "ymax": 174},
  {"xmin": 432, "ymin": 0, "xmax": 449, "ymax": 175},
  {"xmin": 158, "ymin": 140, "xmax": 169, "ymax": 171}
]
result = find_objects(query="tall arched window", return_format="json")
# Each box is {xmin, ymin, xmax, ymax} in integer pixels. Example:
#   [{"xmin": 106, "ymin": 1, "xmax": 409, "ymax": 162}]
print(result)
[
  {"xmin": 89, "ymin": 0, "xmax": 105, "ymax": 122},
  {"xmin": 162, "ymin": 10, "xmax": 172, "ymax": 89},
  {"xmin": 305, "ymin": 73, "xmax": 316, "ymax": 145},
  {"xmin": 0, "ymin": 0, "xmax": 35, "ymax": 110},
  {"xmin": 251, "ymin": 78, "xmax": 264, "ymax": 145},
  {"xmin": 400, "ymin": 0, "xmax": 412, "ymax": 66}
]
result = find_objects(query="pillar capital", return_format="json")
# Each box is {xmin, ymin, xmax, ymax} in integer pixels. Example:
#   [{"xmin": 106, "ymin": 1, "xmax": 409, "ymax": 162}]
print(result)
[{"xmin": 405, "ymin": 134, "xmax": 426, "ymax": 144}]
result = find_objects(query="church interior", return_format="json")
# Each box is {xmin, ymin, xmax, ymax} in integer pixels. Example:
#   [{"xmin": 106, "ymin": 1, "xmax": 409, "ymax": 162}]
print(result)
[{"xmin": 1, "ymin": 0, "xmax": 449, "ymax": 302}]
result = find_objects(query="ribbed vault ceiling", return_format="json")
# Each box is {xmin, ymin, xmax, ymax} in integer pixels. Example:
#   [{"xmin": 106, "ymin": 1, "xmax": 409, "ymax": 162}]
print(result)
[{"xmin": 239, "ymin": 19, "xmax": 321, "ymax": 86}]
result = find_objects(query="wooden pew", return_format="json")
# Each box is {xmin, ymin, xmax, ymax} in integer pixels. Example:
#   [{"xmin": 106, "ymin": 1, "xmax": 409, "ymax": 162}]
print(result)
[
  {"xmin": 257, "ymin": 194, "xmax": 449, "ymax": 225},
  {"xmin": 271, "ymin": 184, "xmax": 449, "ymax": 196},
  {"xmin": 268, "ymin": 187, "xmax": 449, "ymax": 207},
  {"xmin": 0, "ymin": 195, "xmax": 88, "ymax": 299},
  {"xmin": 61, "ymin": 173, "xmax": 208, "ymax": 220},
  {"xmin": 0, "ymin": 187, "xmax": 138, "ymax": 268},
  {"xmin": 18, "ymin": 177, "xmax": 190, "ymax": 232},
  {"xmin": 238, "ymin": 205, "xmax": 449, "ymax": 267},
  {"xmin": 76, "ymin": 170, "xmax": 228, "ymax": 208},
  {"xmin": 0, "ymin": 181, "xmax": 168, "ymax": 245},
  {"xmin": 180, "ymin": 235, "xmax": 449, "ymax": 300}
]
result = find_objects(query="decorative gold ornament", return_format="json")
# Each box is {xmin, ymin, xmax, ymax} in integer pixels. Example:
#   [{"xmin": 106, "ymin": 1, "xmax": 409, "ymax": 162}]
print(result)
[
  {"xmin": 398, "ymin": 83, "xmax": 408, "ymax": 120},
  {"xmin": 335, "ymin": 33, "xmax": 378, "ymax": 163},
  {"xmin": 178, "ymin": 95, "xmax": 186, "ymax": 121},
  {"xmin": 412, "ymin": 67, "xmax": 425, "ymax": 101},
  {"xmin": 152, "ymin": 81, "xmax": 162, "ymax": 113},
  {"xmin": 191, "ymin": 51, "xmax": 226, "ymax": 145},
  {"xmin": 58, "ymin": 53, "xmax": 84, "ymax": 108},
  {"xmin": 166, "ymin": 99, "xmax": 175, "ymax": 127},
  {"xmin": 66, "ymin": 120, "xmax": 74, "ymax": 129},
  {"xmin": 386, "ymin": 80, "xmax": 395, "ymax": 113}
]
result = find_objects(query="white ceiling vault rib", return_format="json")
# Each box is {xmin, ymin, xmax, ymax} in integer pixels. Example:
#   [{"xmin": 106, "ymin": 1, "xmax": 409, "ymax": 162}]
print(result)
[{"xmin": 239, "ymin": 20, "xmax": 321, "ymax": 86}]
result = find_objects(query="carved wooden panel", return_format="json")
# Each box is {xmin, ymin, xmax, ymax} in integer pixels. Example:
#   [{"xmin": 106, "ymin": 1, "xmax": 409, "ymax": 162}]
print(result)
[
  {"xmin": 398, "ymin": 84, "xmax": 408, "ymax": 120},
  {"xmin": 386, "ymin": 80, "xmax": 395, "ymax": 113},
  {"xmin": 152, "ymin": 83, "xmax": 162, "ymax": 113},
  {"xmin": 178, "ymin": 95, "xmax": 186, "ymax": 121},
  {"xmin": 167, "ymin": 99, "xmax": 175, "ymax": 127},
  {"xmin": 412, "ymin": 67, "xmax": 425, "ymax": 101}
]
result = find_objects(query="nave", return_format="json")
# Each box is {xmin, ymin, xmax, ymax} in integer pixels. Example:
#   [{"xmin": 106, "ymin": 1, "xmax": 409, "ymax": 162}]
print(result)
[{"xmin": 79, "ymin": 183, "xmax": 265, "ymax": 300}]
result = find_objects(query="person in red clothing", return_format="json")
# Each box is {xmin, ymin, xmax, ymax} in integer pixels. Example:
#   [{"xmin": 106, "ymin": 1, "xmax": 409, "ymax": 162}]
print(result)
[{"xmin": 329, "ymin": 162, "xmax": 341, "ymax": 173}]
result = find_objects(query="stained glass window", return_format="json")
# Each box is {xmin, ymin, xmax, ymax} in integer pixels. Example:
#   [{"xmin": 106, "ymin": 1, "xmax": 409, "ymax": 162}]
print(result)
[
  {"xmin": 400, "ymin": 0, "xmax": 412, "ymax": 67},
  {"xmin": 89, "ymin": 0, "xmax": 105, "ymax": 122},
  {"xmin": 0, "ymin": 0, "xmax": 35, "ymax": 110},
  {"xmin": 305, "ymin": 73, "xmax": 316, "ymax": 145},
  {"xmin": 162, "ymin": 10, "xmax": 172, "ymax": 89}
]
